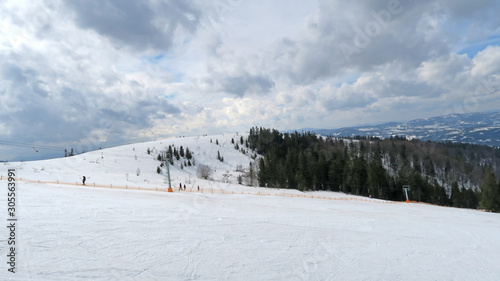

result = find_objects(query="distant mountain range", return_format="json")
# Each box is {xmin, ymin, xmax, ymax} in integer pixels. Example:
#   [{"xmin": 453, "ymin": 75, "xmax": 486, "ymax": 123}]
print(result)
[{"xmin": 310, "ymin": 111, "xmax": 500, "ymax": 147}]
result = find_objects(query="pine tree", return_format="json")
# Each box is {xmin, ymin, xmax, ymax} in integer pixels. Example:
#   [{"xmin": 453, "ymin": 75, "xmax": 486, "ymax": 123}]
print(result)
[
  {"xmin": 297, "ymin": 151, "xmax": 308, "ymax": 186},
  {"xmin": 463, "ymin": 187, "xmax": 478, "ymax": 209},
  {"xmin": 315, "ymin": 153, "xmax": 328, "ymax": 190},
  {"xmin": 174, "ymin": 147, "xmax": 180, "ymax": 160},
  {"xmin": 451, "ymin": 181, "xmax": 463, "ymax": 208},
  {"xmin": 445, "ymin": 159, "xmax": 451, "ymax": 178},
  {"xmin": 480, "ymin": 167, "xmax": 500, "ymax": 212},
  {"xmin": 180, "ymin": 146, "xmax": 185, "ymax": 157},
  {"xmin": 167, "ymin": 146, "xmax": 174, "ymax": 165},
  {"xmin": 295, "ymin": 173, "xmax": 306, "ymax": 191},
  {"xmin": 368, "ymin": 156, "xmax": 386, "ymax": 198},
  {"xmin": 285, "ymin": 149, "xmax": 298, "ymax": 189},
  {"xmin": 248, "ymin": 162, "xmax": 255, "ymax": 186},
  {"xmin": 258, "ymin": 158, "xmax": 268, "ymax": 187},
  {"xmin": 423, "ymin": 156, "xmax": 435, "ymax": 176},
  {"xmin": 352, "ymin": 156, "xmax": 368, "ymax": 195},
  {"xmin": 312, "ymin": 175, "xmax": 318, "ymax": 191}
]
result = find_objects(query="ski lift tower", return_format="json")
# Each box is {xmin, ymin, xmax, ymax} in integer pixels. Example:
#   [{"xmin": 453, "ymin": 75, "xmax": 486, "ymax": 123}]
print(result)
[
  {"xmin": 402, "ymin": 185, "xmax": 410, "ymax": 203},
  {"xmin": 165, "ymin": 154, "xmax": 173, "ymax": 192}
]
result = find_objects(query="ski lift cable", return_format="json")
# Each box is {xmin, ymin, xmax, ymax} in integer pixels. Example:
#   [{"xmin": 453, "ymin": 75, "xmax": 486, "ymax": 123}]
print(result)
[{"xmin": 0, "ymin": 140, "xmax": 66, "ymax": 151}]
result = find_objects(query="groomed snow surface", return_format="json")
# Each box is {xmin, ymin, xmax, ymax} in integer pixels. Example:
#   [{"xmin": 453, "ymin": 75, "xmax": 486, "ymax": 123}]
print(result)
[{"xmin": 1, "ymin": 134, "xmax": 500, "ymax": 280}]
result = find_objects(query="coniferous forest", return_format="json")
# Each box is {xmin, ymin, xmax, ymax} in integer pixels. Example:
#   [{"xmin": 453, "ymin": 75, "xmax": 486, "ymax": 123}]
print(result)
[{"xmin": 247, "ymin": 127, "xmax": 500, "ymax": 212}]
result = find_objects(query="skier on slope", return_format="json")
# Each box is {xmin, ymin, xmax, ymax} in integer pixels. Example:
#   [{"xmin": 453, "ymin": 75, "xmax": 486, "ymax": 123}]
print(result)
[{"xmin": 82, "ymin": 176, "xmax": 86, "ymax": 185}]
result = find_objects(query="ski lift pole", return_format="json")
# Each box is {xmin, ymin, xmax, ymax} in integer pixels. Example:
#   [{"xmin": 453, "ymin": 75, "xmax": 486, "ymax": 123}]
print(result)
[
  {"xmin": 403, "ymin": 185, "xmax": 410, "ymax": 203},
  {"xmin": 165, "ymin": 154, "xmax": 173, "ymax": 192}
]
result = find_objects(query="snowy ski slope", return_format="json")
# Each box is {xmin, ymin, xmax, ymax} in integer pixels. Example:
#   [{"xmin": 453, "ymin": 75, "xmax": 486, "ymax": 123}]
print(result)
[{"xmin": 1, "ymin": 133, "xmax": 500, "ymax": 280}]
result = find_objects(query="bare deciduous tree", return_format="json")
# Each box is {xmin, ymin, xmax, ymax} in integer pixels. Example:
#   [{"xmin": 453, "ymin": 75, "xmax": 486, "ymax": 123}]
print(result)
[{"xmin": 197, "ymin": 164, "xmax": 212, "ymax": 179}]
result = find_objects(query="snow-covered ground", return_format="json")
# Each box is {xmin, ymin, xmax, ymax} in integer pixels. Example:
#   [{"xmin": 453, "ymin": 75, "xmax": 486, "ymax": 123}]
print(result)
[
  {"xmin": 1, "ymin": 134, "xmax": 500, "ymax": 280},
  {"xmin": 11, "ymin": 133, "xmax": 255, "ymax": 191}
]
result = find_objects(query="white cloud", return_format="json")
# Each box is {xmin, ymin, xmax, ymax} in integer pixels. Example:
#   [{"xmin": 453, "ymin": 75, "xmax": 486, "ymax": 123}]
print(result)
[
  {"xmin": 471, "ymin": 45, "xmax": 500, "ymax": 77},
  {"xmin": 417, "ymin": 53, "xmax": 470, "ymax": 87}
]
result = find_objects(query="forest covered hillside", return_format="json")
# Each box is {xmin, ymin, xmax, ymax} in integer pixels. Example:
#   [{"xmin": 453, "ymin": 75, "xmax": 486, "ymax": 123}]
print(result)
[{"xmin": 249, "ymin": 127, "xmax": 500, "ymax": 212}]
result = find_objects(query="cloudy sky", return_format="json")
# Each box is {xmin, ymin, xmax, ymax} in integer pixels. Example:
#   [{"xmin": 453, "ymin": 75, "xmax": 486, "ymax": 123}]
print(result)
[{"xmin": 1, "ymin": 0, "xmax": 500, "ymax": 160}]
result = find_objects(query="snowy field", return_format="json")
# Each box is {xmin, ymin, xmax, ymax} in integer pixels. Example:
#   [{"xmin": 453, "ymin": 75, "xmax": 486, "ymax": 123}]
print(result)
[
  {"xmin": 1, "ymin": 134, "xmax": 500, "ymax": 280},
  {"xmin": 1, "ymin": 182, "xmax": 500, "ymax": 280}
]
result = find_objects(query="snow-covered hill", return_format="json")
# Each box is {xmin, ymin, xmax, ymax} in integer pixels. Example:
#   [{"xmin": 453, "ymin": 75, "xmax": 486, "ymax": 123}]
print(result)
[
  {"xmin": 10, "ymin": 133, "xmax": 257, "ymax": 191},
  {"xmin": 1, "ymin": 134, "xmax": 500, "ymax": 280},
  {"xmin": 314, "ymin": 111, "xmax": 500, "ymax": 147}
]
